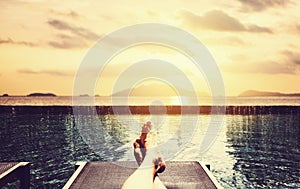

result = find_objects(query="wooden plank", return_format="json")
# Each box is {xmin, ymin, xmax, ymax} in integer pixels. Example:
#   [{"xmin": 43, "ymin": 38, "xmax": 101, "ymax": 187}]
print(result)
[
  {"xmin": 0, "ymin": 162, "xmax": 18, "ymax": 176},
  {"xmin": 64, "ymin": 161, "xmax": 222, "ymax": 189}
]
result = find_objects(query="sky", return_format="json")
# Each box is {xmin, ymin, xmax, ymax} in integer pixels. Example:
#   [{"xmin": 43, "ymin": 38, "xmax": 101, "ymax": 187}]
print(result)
[{"xmin": 1, "ymin": 0, "xmax": 300, "ymax": 96}]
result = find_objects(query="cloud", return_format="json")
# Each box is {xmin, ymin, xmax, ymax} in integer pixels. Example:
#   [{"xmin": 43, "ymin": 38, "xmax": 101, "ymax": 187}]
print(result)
[
  {"xmin": 0, "ymin": 37, "xmax": 36, "ymax": 47},
  {"xmin": 247, "ymin": 25, "xmax": 273, "ymax": 33},
  {"xmin": 18, "ymin": 69, "xmax": 73, "ymax": 77},
  {"xmin": 49, "ymin": 9, "xmax": 80, "ymax": 19},
  {"xmin": 204, "ymin": 36, "xmax": 248, "ymax": 46},
  {"xmin": 48, "ymin": 40, "xmax": 83, "ymax": 49},
  {"xmin": 47, "ymin": 18, "xmax": 100, "ymax": 49},
  {"xmin": 282, "ymin": 50, "xmax": 300, "ymax": 65},
  {"xmin": 47, "ymin": 19, "xmax": 99, "ymax": 41},
  {"xmin": 179, "ymin": 10, "xmax": 272, "ymax": 33},
  {"xmin": 236, "ymin": 0, "xmax": 291, "ymax": 12},
  {"xmin": 48, "ymin": 34, "xmax": 87, "ymax": 49},
  {"xmin": 294, "ymin": 24, "xmax": 300, "ymax": 35},
  {"xmin": 222, "ymin": 61, "xmax": 297, "ymax": 74},
  {"xmin": 223, "ymin": 50, "xmax": 300, "ymax": 74}
]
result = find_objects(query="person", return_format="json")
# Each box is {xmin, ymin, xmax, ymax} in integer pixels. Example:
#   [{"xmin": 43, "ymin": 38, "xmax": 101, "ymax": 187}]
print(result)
[{"xmin": 122, "ymin": 121, "xmax": 167, "ymax": 189}]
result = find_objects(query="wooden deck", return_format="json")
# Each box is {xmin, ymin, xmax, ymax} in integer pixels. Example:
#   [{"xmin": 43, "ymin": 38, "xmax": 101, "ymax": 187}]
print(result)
[
  {"xmin": 0, "ymin": 162, "xmax": 30, "ymax": 189},
  {"xmin": 64, "ymin": 161, "xmax": 222, "ymax": 189}
]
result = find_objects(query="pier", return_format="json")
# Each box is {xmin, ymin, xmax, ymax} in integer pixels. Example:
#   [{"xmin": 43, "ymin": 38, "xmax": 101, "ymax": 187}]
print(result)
[{"xmin": 63, "ymin": 161, "xmax": 222, "ymax": 189}]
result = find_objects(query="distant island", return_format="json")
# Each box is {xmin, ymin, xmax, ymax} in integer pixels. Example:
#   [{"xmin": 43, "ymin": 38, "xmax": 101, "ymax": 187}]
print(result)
[
  {"xmin": 27, "ymin": 93, "xmax": 57, "ymax": 97},
  {"xmin": 239, "ymin": 90, "xmax": 300, "ymax": 97}
]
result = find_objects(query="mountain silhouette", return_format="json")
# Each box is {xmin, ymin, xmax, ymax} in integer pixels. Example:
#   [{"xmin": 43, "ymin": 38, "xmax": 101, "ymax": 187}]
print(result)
[
  {"xmin": 111, "ymin": 83, "xmax": 209, "ymax": 97},
  {"xmin": 239, "ymin": 90, "xmax": 300, "ymax": 97}
]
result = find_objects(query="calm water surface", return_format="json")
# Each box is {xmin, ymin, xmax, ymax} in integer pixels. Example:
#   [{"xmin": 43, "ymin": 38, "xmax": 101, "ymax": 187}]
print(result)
[
  {"xmin": 0, "ymin": 108, "xmax": 299, "ymax": 188},
  {"xmin": 0, "ymin": 97, "xmax": 299, "ymax": 188}
]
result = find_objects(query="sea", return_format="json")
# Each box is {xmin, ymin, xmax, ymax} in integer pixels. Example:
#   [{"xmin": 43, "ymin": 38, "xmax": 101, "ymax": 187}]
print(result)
[{"xmin": 0, "ymin": 96, "xmax": 299, "ymax": 189}]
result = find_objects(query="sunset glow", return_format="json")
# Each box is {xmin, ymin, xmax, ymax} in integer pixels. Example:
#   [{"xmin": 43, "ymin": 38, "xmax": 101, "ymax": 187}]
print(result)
[{"xmin": 1, "ymin": 1, "xmax": 300, "ymax": 96}]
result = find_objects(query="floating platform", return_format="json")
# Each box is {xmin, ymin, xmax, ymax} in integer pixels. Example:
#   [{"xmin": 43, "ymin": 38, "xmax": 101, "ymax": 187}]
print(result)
[
  {"xmin": 0, "ymin": 162, "xmax": 30, "ymax": 189},
  {"xmin": 63, "ymin": 161, "xmax": 222, "ymax": 189}
]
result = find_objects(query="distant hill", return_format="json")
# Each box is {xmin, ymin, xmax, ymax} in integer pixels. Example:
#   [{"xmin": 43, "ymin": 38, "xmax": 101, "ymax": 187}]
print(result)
[
  {"xmin": 111, "ymin": 83, "xmax": 209, "ymax": 97},
  {"xmin": 27, "ymin": 93, "xmax": 56, "ymax": 97},
  {"xmin": 239, "ymin": 90, "xmax": 300, "ymax": 97}
]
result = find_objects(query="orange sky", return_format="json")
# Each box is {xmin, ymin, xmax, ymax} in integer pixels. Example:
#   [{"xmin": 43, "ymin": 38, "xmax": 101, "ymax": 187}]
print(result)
[{"xmin": 1, "ymin": 0, "xmax": 300, "ymax": 96}]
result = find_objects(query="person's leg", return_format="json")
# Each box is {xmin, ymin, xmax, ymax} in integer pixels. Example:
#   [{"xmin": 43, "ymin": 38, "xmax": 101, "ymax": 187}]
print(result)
[
  {"xmin": 122, "ymin": 122, "xmax": 167, "ymax": 189},
  {"xmin": 153, "ymin": 157, "xmax": 166, "ymax": 179},
  {"xmin": 133, "ymin": 139, "xmax": 144, "ymax": 166}
]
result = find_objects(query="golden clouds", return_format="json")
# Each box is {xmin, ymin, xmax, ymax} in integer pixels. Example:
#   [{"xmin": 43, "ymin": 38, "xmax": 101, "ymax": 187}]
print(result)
[{"xmin": 179, "ymin": 9, "xmax": 272, "ymax": 33}]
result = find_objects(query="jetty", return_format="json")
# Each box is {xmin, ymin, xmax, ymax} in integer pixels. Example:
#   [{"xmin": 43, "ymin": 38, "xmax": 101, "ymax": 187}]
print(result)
[
  {"xmin": 0, "ymin": 162, "xmax": 30, "ymax": 189},
  {"xmin": 63, "ymin": 161, "xmax": 222, "ymax": 189}
]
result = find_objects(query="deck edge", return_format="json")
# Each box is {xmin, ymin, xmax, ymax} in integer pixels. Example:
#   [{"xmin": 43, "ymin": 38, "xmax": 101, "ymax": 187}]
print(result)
[
  {"xmin": 199, "ymin": 161, "xmax": 223, "ymax": 189},
  {"xmin": 63, "ymin": 162, "xmax": 87, "ymax": 189}
]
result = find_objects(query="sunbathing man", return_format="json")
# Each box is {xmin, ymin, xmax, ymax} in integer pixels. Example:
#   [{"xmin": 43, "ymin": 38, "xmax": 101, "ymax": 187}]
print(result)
[{"xmin": 122, "ymin": 121, "xmax": 167, "ymax": 189}]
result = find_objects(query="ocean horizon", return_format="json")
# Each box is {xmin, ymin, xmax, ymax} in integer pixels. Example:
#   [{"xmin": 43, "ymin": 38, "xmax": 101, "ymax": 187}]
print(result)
[{"xmin": 1, "ymin": 96, "xmax": 300, "ymax": 106}]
